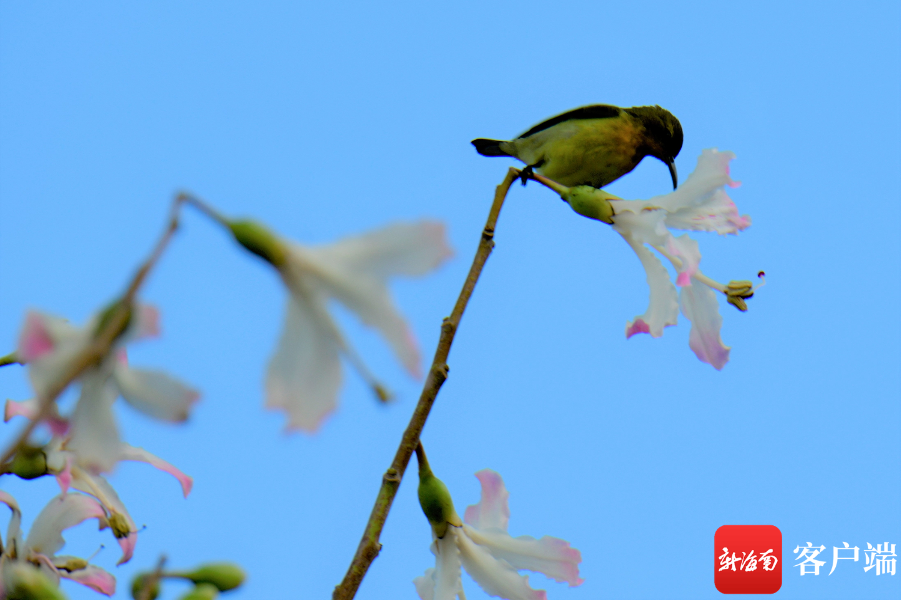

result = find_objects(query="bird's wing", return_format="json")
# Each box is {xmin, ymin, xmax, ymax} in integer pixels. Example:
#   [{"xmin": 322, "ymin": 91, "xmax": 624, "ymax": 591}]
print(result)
[{"xmin": 517, "ymin": 104, "xmax": 622, "ymax": 139}]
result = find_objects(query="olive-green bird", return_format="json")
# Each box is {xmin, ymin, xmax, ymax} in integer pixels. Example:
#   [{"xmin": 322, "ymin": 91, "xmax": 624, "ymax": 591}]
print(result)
[{"xmin": 472, "ymin": 104, "xmax": 683, "ymax": 189}]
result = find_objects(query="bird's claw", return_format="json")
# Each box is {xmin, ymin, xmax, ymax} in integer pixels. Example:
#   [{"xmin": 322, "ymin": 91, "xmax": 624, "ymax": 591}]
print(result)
[{"xmin": 520, "ymin": 165, "xmax": 535, "ymax": 186}]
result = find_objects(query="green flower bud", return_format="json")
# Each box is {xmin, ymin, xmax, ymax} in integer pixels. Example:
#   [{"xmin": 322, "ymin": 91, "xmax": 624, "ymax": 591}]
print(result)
[
  {"xmin": 177, "ymin": 583, "xmax": 219, "ymax": 600},
  {"xmin": 130, "ymin": 574, "xmax": 160, "ymax": 600},
  {"xmin": 0, "ymin": 351, "xmax": 21, "ymax": 367},
  {"xmin": 416, "ymin": 445, "xmax": 461, "ymax": 539},
  {"xmin": 9, "ymin": 446, "xmax": 48, "ymax": 480},
  {"xmin": 181, "ymin": 563, "xmax": 245, "ymax": 592},
  {"xmin": 563, "ymin": 186, "xmax": 616, "ymax": 224},
  {"xmin": 5, "ymin": 562, "xmax": 67, "ymax": 600},
  {"xmin": 228, "ymin": 220, "xmax": 288, "ymax": 268}
]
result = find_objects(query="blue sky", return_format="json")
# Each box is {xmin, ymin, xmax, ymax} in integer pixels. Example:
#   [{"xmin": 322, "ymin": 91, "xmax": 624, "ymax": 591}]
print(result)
[{"xmin": 1, "ymin": 2, "xmax": 899, "ymax": 599}]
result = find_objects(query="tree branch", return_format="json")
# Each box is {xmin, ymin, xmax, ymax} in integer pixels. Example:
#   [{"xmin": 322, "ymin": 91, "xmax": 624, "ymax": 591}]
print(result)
[
  {"xmin": 332, "ymin": 168, "xmax": 520, "ymax": 599},
  {"xmin": 0, "ymin": 199, "xmax": 182, "ymax": 467}
]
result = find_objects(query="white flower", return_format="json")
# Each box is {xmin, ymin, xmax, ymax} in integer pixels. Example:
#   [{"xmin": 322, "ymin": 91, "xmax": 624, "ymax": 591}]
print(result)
[
  {"xmin": 264, "ymin": 221, "xmax": 452, "ymax": 431},
  {"xmin": 4, "ymin": 403, "xmax": 193, "ymax": 566},
  {"xmin": 415, "ymin": 470, "xmax": 582, "ymax": 600},
  {"xmin": 15, "ymin": 306, "xmax": 200, "ymax": 471},
  {"xmin": 607, "ymin": 149, "xmax": 752, "ymax": 369},
  {"xmin": 547, "ymin": 148, "xmax": 755, "ymax": 369},
  {"xmin": 0, "ymin": 491, "xmax": 116, "ymax": 596}
]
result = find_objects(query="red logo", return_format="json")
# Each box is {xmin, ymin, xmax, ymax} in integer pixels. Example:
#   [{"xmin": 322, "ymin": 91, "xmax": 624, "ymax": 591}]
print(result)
[{"xmin": 715, "ymin": 525, "xmax": 782, "ymax": 594}]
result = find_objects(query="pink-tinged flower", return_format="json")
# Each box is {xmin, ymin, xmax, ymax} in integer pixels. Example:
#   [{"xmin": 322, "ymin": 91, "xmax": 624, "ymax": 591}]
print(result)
[
  {"xmin": 14, "ymin": 306, "xmax": 200, "ymax": 471},
  {"xmin": 414, "ymin": 470, "xmax": 582, "ymax": 600},
  {"xmin": 549, "ymin": 148, "xmax": 757, "ymax": 370},
  {"xmin": 0, "ymin": 412, "xmax": 192, "ymax": 566},
  {"xmin": 263, "ymin": 221, "xmax": 453, "ymax": 432},
  {"xmin": 52, "ymin": 441, "xmax": 191, "ymax": 565},
  {"xmin": 605, "ymin": 149, "xmax": 755, "ymax": 369},
  {"xmin": 0, "ymin": 491, "xmax": 116, "ymax": 596}
]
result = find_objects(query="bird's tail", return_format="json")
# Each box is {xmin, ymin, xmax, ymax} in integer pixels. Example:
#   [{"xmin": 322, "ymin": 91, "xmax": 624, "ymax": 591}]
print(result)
[{"xmin": 471, "ymin": 138, "xmax": 509, "ymax": 157}]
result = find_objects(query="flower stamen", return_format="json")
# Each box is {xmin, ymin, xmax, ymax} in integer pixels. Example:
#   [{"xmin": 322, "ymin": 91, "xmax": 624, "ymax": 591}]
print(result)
[{"xmin": 725, "ymin": 272, "xmax": 766, "ymax": 312}]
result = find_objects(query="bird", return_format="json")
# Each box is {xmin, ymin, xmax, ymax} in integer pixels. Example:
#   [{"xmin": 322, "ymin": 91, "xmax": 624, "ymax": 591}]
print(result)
[{"xmin": 471, "ymin": 104, "xmax": 683, "ymax": 189}]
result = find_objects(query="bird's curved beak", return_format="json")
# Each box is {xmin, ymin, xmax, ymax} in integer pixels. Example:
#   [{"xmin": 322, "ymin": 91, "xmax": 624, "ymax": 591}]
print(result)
[{"xmin": 666, "ymin": 158, "xmax": 678, "ymax": 190}]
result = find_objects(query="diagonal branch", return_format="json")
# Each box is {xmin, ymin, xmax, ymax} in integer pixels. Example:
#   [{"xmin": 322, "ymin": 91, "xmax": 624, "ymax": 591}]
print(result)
[
  {"xmin": 0, "ymin": 198, "xmax": 183, "ymax": 467},
  {"xmin": 333, "ymin": 167, "xmax": 520, "ymax": 600}
]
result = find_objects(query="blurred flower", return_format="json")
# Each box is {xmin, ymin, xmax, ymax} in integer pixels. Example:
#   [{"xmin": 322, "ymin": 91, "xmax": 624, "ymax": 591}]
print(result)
[
  {"xmin": 229, "ymin": 219, "xmax": 452, "ymax": 432},
  {"xmin": 62, "ymin": 441, "xmax": 191, "ymax": 566},
  {"xmin": 556, "ymin": 149, "xmax": 756, "ymax": 370},
  {"xmin": 415, "ymin": 467, "xmax": 582, "ymax": 600},
  {"xmin": 0, "ymin": 491, "xmax": 116, "ymax": 596},
  {"xmin": 2, "ymin": 408, "xmax": 192, "ymax": 566},
  {"xmin": 14, "ymin": 306, "xmax": 199, "ymax": 471}
]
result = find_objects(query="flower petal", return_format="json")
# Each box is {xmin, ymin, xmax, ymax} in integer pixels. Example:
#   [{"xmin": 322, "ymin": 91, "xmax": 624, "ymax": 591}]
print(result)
[
  {"xmin": 113, "ymin": 366, "xmax": 199, "ymax": 422},
  {"xmin": 133, "ymin": 305, "xmax": 160, "ymax": 339},
  {"xmin": 116, "ymin": 533, "xmax": 137, "ymax": 566},
  {"xmin": 413, "ymin": 568, "xmax": 437, "ymax": 600},
  {"xmin": 24, "ymin": 494, "xmax": 106, "ymax": 557},
  {"xmin": 22, "ymin": 319, "xmax": 89, "ymax": 398},
  {"xmin": 67, "ymin": 372, "xmax": 121, "ymax": 473},
  {"xmin": 118, "ymin": 444, "xmax": 193, "ymax": 498},
  {"xmin": 17, "ymin": 313, "xmax": 57, "ymax": 362},
  {"xmin": 59, "ymin": 564, "xmax": 116, "ymax": 596},
  {"xmin": 665, "ymin": 234, "xmax": 701, "ymax": 287},
  {"xmin": 414, "ymin": 533, "xmax": 463, "ymax": 600},
  {"xmin": 665, "ymin": 189, "xmax": 751, "ymax": 235},
  {"xmin": 615, "ymin": 233, "xmax": 678, "ymax": 338},
  {"xmin": 680, "ymin": 280, "xmax": 730, "ymax": 370},
  {"xmin": 298, "ymin": 221, "xmax": 452, "ymax": 379},
  {"xmin": 613, "ymin": 150, "xmax": 748, "ymax": 236},
  {"xmin": 4, "ymin": 399, "xmax": 70, "ymax": 436},
  {"xmin": 289, "ymin": 248, "xmax": 422, "ymax": 378},
  {"xmin": 0, "ymin": 490, "xmax": 23, "ymax": 547},
  {"xmin": 55, "ymin": 460, "xmax": 73, "ymax": 495},
  {"xmin": 463, "ymin": 526, "xmax": 583, "ymax": 586},
  {"xmin": 311, "ymin": 221, "xmax": 453, "ymax": 279},
  {"xmin": 44, "ymin": 444, "xmax": 74, "ymax": 494},
  {"xmin": 456, "ymin": 527, "xmax": 547, "ymax": 600},
  {"xmin": 463, "ymin": 470, "xmax": 510, "ymax": 532},
  {"xmin": 70, "ymin": 471, "xmax": 137, "ymax": 565},
  {"xmin": 4, "ymin": 398, "xmax": 39, "ymax": 422},
  {"xmin": 655, "ymin": 149, "xmax": 740, "ymax": 213},
  {"xmin": 266, "ymin": 295, "xmax": 343, "ymax": 432}
]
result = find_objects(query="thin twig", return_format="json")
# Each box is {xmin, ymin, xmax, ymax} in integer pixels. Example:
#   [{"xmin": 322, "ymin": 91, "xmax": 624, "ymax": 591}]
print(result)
[
  {"xmin": 0, "ymin": 202, "xmax": 181, "ymax": 467},
  {"xmin": 332, "ymin": 168, "xmax": 520, "ymax": 600},
  {"xmin": 528, "ymin": 171, "xmax": 570, "ymax": 196},
  {"xmin": 176, "ymin": 192, "xmax": 231, "ymax": 228}
]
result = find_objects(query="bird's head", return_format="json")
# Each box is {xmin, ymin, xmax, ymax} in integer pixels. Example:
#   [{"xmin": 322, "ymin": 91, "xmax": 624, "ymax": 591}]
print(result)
[{"xmin": 628, "ymin": 105, "xmax": 684, "ymax": 189}]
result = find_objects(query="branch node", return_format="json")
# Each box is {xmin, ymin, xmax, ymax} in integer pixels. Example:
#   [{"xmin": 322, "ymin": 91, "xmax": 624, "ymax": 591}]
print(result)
[
  {"xmin": 431, "ymin": 363, "xmax": 449, "ymax": 384},
  {"xmin": 363, "ymin": 540, "xmax": 381, "ymax": 562},
  {"xmin": 383, "ymin": 468, "xmax": 400, "ymax": 485},
  {"xmin": 440, "ymin": 318, "xmax": 456, "ymax": 336}
]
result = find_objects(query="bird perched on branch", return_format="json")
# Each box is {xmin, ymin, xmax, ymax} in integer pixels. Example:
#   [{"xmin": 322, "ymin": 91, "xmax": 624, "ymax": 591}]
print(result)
[{"xmin": 472, "ymin": 104, "xmax": 683, "ymax": 189}]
